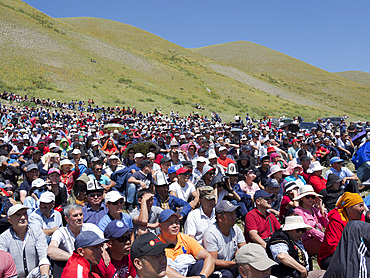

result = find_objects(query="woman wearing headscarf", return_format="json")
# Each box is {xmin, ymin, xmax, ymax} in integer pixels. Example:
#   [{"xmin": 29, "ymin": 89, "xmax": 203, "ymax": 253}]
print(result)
[
  {"xmin": 101, "ymin": 138, "xmax": 119, "ymax": 157},
  {"xmin": 282, "ymin": 161, "xmax": 306, "ymax": 188},
  {"xmin": 318, "ymin": 192, "xmax": 365, "ymax": 269}
]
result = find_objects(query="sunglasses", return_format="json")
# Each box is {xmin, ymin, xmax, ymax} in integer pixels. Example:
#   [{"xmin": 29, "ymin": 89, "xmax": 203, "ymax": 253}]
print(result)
[
  {"xmin": 181, "ymin": 172, "xmax": 191, "ymax": 176},
  {"xmin": 304, "ymin": 195, "xmax": 316, "ymax": 200},
  {"xmin": 110, "ymin": 199, "xmax": 124, "ymax": 205},
  {"xmin": 89, "ymin": 193, "xmax": 102, "ymax": 198},
  {"xmin": 95, "ymin": 168, "xmax": 103, "ymax": 171},
  {"xmin": 114, "ymin": 234, "xmax": 131, "ymax": 243},
  {"xmin": 295, "ymin": 228, "xmax": 307, "ymax": 233}
]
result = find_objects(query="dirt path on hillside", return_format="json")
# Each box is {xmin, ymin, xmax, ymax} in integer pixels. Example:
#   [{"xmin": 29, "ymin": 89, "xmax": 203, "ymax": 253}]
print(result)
[{"xmin": 210, "ymin": 63, "xmax": 340, "ymax": 113}]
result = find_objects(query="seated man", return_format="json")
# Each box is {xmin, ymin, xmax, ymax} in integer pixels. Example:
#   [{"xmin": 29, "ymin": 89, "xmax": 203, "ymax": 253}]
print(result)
[
  {"xmin": 0, "ymin": 204, "xmax": 50, "ymax": 278},
  {"xmin": 98, "ymin": 191, "xmax": 133, "ymax": 232},
  {"xmin": 28, "ymin": 191, "xmax": 63, "ymax": 243},
  {"xmin": 203, "ymin": 200, "xmax": 246, "ymax": 278},
  {"xmin": 169, "ymin": 167, "xmax": 199, "ymax": 209},
  {"xmin": 244, "ymin": 190, "xmax": 281, "ymax": 248},
  {"xmin": 130, "ymin": 189, "xmax": 163, "ymax": 236},
  {"xmin": 235, "ymin": 243, "xmax": 277, "ymax": 278},
  {"xmin": 325, "ymin": 157, "xmax": 359, "ymax": 193},
  {"xmin": 152, "ymin": 171, "xmax": 191, "ymax": 219},
  {"xmin": 93, "ymin": 220, "xmax": 136, "ymax": 278},
  {"xmin": 82, "ymin": 179, "xmax": 108, "ymax": 226},
  {"xmin": 61, "ymin": 231, "xmax": 108, "ymax": 278},
  {"xmin": 158, "ymin": 209, "xmax": 214, "ymax": 277},
  {"xmin": 48, "ymin": 204, "xmax": 104, "ymax": 278},
  {"xmin": 131, "ymin": 232, "xmax": 175, "ymax": 278},
  {"xmin": 88, "ymin": 162, "xmax": 116, "ymax": 191},
  {"xmin": 184, "ymin": 186, "xmax": 216, "ymax": 244}
]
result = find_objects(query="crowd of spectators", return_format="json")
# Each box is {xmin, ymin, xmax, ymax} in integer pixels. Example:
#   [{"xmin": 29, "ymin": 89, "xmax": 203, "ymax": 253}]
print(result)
[{"xmin": 0, "ymin": 92, "xmax": 369, "ymax": 278}]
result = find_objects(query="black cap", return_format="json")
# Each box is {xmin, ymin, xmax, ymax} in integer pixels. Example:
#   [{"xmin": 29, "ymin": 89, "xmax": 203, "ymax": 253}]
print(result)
[
  {"xmin": 182, "ymin": 161, "xmax": 193, "ymax": 167},
  {"xmin": 131, "ymin": 232, "xmax": 174, "ymax": 261},
  {"xmin": 300, "ymin": 155, "xmax": 311, "ymax": 162},
  {"xmin": 326, "ymin": 173, "xmax": 342, "ymax": 188},
  {"xmin": 140, "ymin": 160, "xmax": 153, "ymax": 169},
  {"xmin": 160, "ymin": 157, "xmax": 172, "ymax": 164}
]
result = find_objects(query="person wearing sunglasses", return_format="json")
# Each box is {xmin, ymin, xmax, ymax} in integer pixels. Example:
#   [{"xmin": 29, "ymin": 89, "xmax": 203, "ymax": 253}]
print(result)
[
  {"xmin": 169, "ymin": 167, "xmax": 199, "ymax": 209},
  {"xmin": 98, "ymin": 191, "xmax": 133, "ymax": 232},
  {"xmin": 92, "ymin": 220, "xmax": 136, "ymax": 278},
  {"xmin": 267, "ymin": 215, "xmax": 325, "ymax": 278},
  {"xmin": 82, "ymin": 179, "xmax": 108, "ymax": 226},
  {"xmin": 293, "ymin": 185, "xmax": 328, "ymax": 256}
]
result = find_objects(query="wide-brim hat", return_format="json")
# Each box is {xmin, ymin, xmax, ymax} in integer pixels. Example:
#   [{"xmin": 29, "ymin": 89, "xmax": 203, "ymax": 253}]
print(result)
[
  {"xmin": 306, "ymin": 161, "xmax": 324, "ymax": 174},
  {"xmin": 268, "ymin": 165, "xmax": 283, "ymax": 178},
  {"xmin": 282, "ymin": 215, "xmax": 312, "ymax": 231},
  {"xmin": 283, "ymin": 161, "xmax": 303, "ymax": 176},
  {"xmin": 284, "ymin": 181, "xmax": 300, "ymax": 193},
  {"xmin": 293, "ymin": 184, "xmax": 322, "ymax": 200}
]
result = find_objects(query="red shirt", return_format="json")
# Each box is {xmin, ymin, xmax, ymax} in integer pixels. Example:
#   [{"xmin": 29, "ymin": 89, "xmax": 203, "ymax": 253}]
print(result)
[
  {"xmin": 244, "ymin": 208, "xmax": 281, "ymax": 243},
  {"xmin": 93, "ymin": 254, "xmax": 136, "ymax": 278},
  {"xmin": 217, "ymin": 157, "xmax": 236, "ymax": 169},
  {"xmin": 279, "ymin": 195, "xmax": 292, "ymax": 222},
  {"xmin": 61, "ymin": 252, "xmax": 100, "ymax": 278},
  {"xmin": 307, "ymin": 174, "xmax": 327, "ymax": 193}
]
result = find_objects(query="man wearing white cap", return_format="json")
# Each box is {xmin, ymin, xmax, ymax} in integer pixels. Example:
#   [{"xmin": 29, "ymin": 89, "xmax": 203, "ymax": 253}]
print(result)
[
  {"xmin": 235, "ymin": 243, "xmax": 277, "ymax": 278},
  {"xmin": 0, "ymin": 204, "xmax": 50, "ymax": 278},
  {"xmin": 103, "ymin": 154, "xmax": 125, "ymax": 178},
  {"xmin": 28, "ymin": 191, "xmax": 63, "ymax": 241}
]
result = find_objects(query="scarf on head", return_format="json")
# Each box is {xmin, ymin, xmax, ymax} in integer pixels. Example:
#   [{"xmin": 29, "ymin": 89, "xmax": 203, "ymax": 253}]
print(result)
[{"xmin": 336, "ymin": 192, "xmax": 364, "ymax": 222}]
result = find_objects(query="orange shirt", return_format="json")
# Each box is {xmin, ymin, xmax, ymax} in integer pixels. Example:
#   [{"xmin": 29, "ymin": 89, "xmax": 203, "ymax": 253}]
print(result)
[
  {"xmin": 158, "ymin": 233, "xmax": 203, "ymax": 260},
  {"xmin": 217, "ymin": 157, "xmax": 236, "ymax": 169}
]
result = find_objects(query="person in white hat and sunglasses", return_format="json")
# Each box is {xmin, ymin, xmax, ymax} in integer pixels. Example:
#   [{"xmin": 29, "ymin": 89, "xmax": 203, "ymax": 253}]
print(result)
[{"xmin": 266, "ymin": 215, "xmax": 326, "ymax": 278}]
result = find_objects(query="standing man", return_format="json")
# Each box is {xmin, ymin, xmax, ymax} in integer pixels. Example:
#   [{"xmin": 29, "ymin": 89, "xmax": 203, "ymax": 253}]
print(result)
[
  {"xmin": 0, "ymin": 204, "xmax": 50, "ymax": 278},
  {"xmin": 203, "ymin": 200, "xmax": 246, "ymax": 278},
  {"xmin": 60, "ymin": 231, "xmax": 108, "ymax": 278},
  {"xmin": 244, "ymin": 190, "xmax": 281, "ymax": 248}
]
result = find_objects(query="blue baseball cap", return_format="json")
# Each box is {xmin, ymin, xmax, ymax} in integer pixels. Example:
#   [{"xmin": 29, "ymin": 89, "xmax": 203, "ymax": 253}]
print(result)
[
  {"xmin": 168, "ymin": 166, "xmax": 179, "ymax": 175},
  {"xmin": 104, "ymin": 220, "xmax": 132, "ymax": 238},
  {"xmin": 159, "ymin": 209, "xmax": 181, "ymax": 223},
  {"xmin": 266, "ymin": 179, "xmax": 280, "ymax": 188},
  {"xmin": 254, "ymin": 190, "xmax": 274, "ymax": 201},
  {"xmin": 330, "ymin": 157, "xmax": 344, "ymax": 165},
  {"xmin": 75, "ymin": 231, "xmax": 108, "ymax": 250}
]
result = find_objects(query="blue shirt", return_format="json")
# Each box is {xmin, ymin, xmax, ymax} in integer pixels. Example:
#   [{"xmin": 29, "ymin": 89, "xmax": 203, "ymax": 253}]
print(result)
[
  {"xmin": 28, "ymin": 208, "xmax": 63, "ymax": 230},
  {"xmin": 324, "ymin": 166, "xmax": 354, "ymax": 185},
  {"xmin": 82, "ymin": 202, "xmax": 109, "ymax": 226},
  {"xmin": 88, "ymin": 174, "xmax": 111, "ymax": 185},
  {"xmin": 98, "ymin": 212, "xmax": 133, "ymax": 231}
]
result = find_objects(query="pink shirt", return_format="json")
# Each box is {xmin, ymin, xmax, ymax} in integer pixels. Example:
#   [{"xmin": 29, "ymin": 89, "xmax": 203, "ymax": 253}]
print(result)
[
  {"xmin": 238, "ymin": 181, "xmax": 259, "ymax": 198},
  {"xmin": 0, "ymin": 251, "xmax": 17, "ymax": 278},
  {"xmin": 294, "ymin": 206, "xmax": 329, "ymax": 242}
]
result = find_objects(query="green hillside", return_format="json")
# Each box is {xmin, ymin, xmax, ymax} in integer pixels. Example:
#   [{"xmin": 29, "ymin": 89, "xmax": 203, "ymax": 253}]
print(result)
[
  {"xmin": 334, "ymin": 71, "xmax": 370, "ymax": 88},
  {"xmin": 0, "ymin": 0, "xmax": 367, "ymax": 121},
  {"xmin": 192, "ymin": 41, "xmax": 370, "ymax": 120}
]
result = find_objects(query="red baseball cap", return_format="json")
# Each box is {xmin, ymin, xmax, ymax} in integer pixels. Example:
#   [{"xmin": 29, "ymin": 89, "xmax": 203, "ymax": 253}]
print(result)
[
  {"xmin": 176, "ymin": 167, "xmax": 191, "ymax": 176},
  {"xmin": 292, "ymin": 139, "xmax": 301, "ymax": 143}
]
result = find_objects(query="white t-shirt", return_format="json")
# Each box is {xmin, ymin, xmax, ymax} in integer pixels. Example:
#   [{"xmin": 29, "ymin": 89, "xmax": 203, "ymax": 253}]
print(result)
[
  {"xmin": 169, "ymin": 181, "xmax": 195, "ymax": 202},
  {"xmin": 51, "ymin": 223, "xmax": 104, "ymax": 254},
  {"xmin": 184, "ymin": 206, "xmax": 216, "ymax": 244}
]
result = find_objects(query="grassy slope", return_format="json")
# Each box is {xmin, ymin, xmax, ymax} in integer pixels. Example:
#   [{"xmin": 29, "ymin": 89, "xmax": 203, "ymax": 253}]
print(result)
[
  {"xmin": 334, "ymin": 71, "xmax": 370, "ymax": 87},
  {"xmin": 192, "ymin": 41, "xmax": 370, "ymax": 120},
  {"xmin": 0, "ymin": 0, "xmax": 365, "ymax": 121}
]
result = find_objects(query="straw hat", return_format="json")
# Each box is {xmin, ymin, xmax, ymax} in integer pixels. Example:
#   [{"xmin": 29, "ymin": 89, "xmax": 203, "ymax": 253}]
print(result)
[
  {"xmin": 293, "ymin": 184, "xmax": 322, "ymax": 200},
  {"xmin": 282, "ymin": 215, "xmax": 312, "ymax": 231},
  {"xmin": 306, "ymin": 161, "xmax": 325, "ymax": 174}
]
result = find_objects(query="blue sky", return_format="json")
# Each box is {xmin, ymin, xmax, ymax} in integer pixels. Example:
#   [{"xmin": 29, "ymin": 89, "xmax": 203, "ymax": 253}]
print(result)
[{"xmin": 23, "ymin": 0, "xmax": 370, "ymax": 73}]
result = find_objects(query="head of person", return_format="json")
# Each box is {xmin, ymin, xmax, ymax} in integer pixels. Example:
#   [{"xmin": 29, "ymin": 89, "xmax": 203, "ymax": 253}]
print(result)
[
  {"xmin": 293, "ymin": 184, "xmax": 321, "ymax": 209},
  {"xmin": 265, "ymin": 179, "xmax": 280, "ymax": 196},
  {"xmin": 137, "ymin": 189, "xmax": 154, "ymax": 211},
  {"xmin": 260, "ymin": 156, "xmax": 270, "ymax": 169},
  {"xmin": 196, "ymin": 157, "xmax": 207, "ymax": 171},
  {"xmin": 336, "ymin": 192, "xmax": 365, "ymax": 222},
  {"xmin": 215, "ymin": 200, "xmax": 239, "ymax": 229},
  {"xmin": 147, "ymin": 152, "xmax": 156, "ymax": 164},
  {"xmin": 160, "ymin": 157, "xmax": 171, "ymax": 174},
  {"xmin": 154, "ymin": 171, "xmax": 169, "ymax": 198},
  {"xmin": 202, "ymin": 164, "xmax": 216, "ymax": 184},
  {"xmin": 268, "ymin": 165, "xmax": 283, "ymax": 181},
  {"xmin": 330, "ymin": 157, "xmax": 344, "ymax": 171},
  {"xmin": 104, "ymin": 220, "xmax": 133, "ymax": 257},
  {"xmin": 74, "ymin": 231, "xmax": 108, "ymax": 266},
  {"xmin": 64, "ymin": 204, "xmax": 84, "ymax": 229},
  {"xmin": 73, "ymin": 175, "xmax": 88, "ymax": 199},
  {"xmin": 225, "ymin": 163, "xmax": 239, "ymax": 185},
  {"xmin": 254, "ymin": 190, "xmax": 274, "ymax": 210},
  {"xmin": 198, "ymin": 186, "xmax": 216, "ymax": 211},
  {"xmin": 140, "ymin": 160, "xmax": 153, "ymax": 175},
  {"xmin": 135, "ymin": 153, "xmax": 145, "ymax": 166},
  {"xmin": 292, "ymin": 139, "xmax": 301, "ymax": 149},
  {"xmin": 131, "ymin": 232, "xmax": 174, "ymax": 278},
  {"xmin": 105, "ymin": 191, "xmax": 124, "ymax": 215},
  {"xmin": 7, "ymin": 204, "xmax": 29, "ymax": 231},
  {"xmin": 26, "ymin": 163, "xmax": 40, "ymax": 181},
  {"xmin": 283, "ymin": 161, "xmax": 303, "ymax": 178},
  {"xmin": 300, "ymin": 155, "xmax": 311, "ymax": 170},
  {"xmin": 282, "ymin": 215, "xmax": 312, "ymax": 242},
  {"xmin": 235, "ymin": 243, "xmax": 278, "ymax": 278},
  {"xmin": 127, "ymin": 148, "xmax": 136, "ymax": 158},
  {"xmin": 307, "ymin": 161, "xmax": 324, "ymax": 177},
  {"xmin": 39, "ymin": 191, "xmax": 56, "ymax": 218},
  {"xmin": 176, "ymin": 167, "xmax": 191, "ymax": 184},
  {"xmin": 108, "ymin": 155, "xmax": 120, "ymax": 167},
  {"xmin": 219, "ymin": 146, "xmax": 228, "ymax": 159},
  {"xmin": 47, "ymin": 167, "xmax": 60, "ymax": 185},
  {"xmin": 86, "ymin": 178, "xmax": 104, "ymax": 207},
  {"xmin": 159, "ymin": 209, "xmax": 181, "ymax": 238},
  {"xmin": 30, "ymin": 178, "xmax": 49, "ymax": 199},
  {"xmin": 92, "ymin": 162, "xmax": 103, "ymax": 178},
  {"xmin": 326, "ymin": 173, "xmax": 342, "ymax": 191},
  {"xmin": 60, "ymin": 159, "xmax": 74, "ymax": 174}
]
